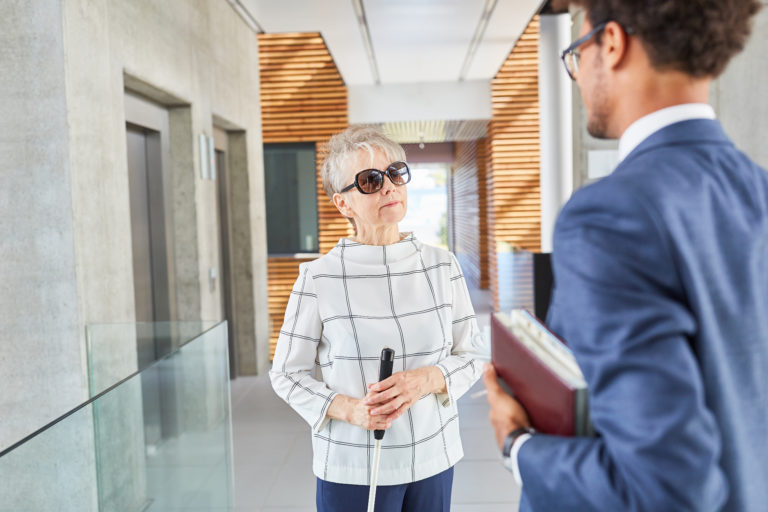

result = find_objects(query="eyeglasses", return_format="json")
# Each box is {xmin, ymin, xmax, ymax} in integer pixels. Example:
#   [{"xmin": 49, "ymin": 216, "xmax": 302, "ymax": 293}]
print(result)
[
  {"xmin": 560, "ymin": 21, "xmax": 634, "ymax": 81},
  {"xmin": 560, "ymin": 21, "xmax": 608, "ymax": 81},
  {"xmin": 340, "ymin": 161, "xmax": 411, "ymax": 194}
]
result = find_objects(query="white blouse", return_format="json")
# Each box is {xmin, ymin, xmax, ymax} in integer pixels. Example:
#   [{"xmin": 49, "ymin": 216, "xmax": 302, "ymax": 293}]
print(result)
[{"xmin": 270, "ymin": 234, "xmax": 484, "ymax": 486}]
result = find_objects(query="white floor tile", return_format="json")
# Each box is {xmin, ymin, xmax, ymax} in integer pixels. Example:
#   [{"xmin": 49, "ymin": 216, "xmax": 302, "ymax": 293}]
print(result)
[
  {"xmin": 260, "ymin": 508, "xmax": 314, "ymax": 512},
  {"xmin": 451, "ymin": 460, "xmax": 521, "ymax": 504},
  {"xmin": 452, "ymin": 503, "xmax": 521, "ymax": 512},
  {"xmin": 455, "ymin": 404, "xmax": 492, "ymax": 430},
  {"xmin": 262, "ymin": 434, "xmax": 316, "ymax": 508},
  {"xmin": 459, "ymin": 427, "xmax": 501, "ymax": 461},
  {"xmin": 232, "ymin": 463, "xmax": 276, "ymax": 511}
]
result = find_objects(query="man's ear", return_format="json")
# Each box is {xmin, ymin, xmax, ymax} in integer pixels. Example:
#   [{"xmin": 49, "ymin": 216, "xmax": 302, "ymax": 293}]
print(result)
[
  {"xmin": 333, "ymin": 192, "xmax": 354, "ymax": 218},
  {"xmin": 601, "ymin": 20, "xmax": 630, "ymax": 70}
]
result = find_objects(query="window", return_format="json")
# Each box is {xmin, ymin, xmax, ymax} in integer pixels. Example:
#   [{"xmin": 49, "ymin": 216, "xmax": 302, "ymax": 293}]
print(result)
[
  {"xmin": 400, "ymin": 163, "xmax": 449, "ymax": 249},
  {"xmin": 263, "ymin": 143, "xmax": 318, "ymax": 254}
]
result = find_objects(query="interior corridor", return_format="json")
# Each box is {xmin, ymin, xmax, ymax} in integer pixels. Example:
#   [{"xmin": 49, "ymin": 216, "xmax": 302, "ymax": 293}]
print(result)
[{"xmin": 230, "ymin": 289, "xmax": 521, "ymax": 512}]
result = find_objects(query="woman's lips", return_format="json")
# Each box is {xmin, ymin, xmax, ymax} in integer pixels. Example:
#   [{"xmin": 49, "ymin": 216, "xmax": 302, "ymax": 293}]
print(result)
[{"xmin": 382, "ymin": 201, "xmax": 400, "ymax": 208}]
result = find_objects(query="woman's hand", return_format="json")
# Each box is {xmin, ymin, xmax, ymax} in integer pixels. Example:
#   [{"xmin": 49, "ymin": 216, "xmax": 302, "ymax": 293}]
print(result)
[
  {"xmin": 363, "ymin": 366, "xmax": 446, "ymax": 423},
  {"xmin": 327, "ymin": 394, "xmax": 392, "ymax": 431}
]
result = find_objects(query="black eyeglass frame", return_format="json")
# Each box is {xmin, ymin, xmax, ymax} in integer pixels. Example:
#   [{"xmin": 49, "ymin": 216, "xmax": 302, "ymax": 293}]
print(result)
[
  {"xmin": 560, "ymin": 21, "xmax": 634, "ymax": 81},
  {"xmin": 339, "ymin": 161, "xmax": 412, "ymax": 194}
]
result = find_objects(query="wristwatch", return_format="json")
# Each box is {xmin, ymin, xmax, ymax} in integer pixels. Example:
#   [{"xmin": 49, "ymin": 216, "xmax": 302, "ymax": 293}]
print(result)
[{"xmin": 501, "ymin": 426, "xmax": 536, "ymax": 472}]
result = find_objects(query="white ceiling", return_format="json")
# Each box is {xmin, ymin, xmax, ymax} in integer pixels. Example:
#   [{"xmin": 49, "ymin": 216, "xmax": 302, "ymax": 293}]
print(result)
[{"xmin": 241, "ymin": 0, "xmax": 544, "ymax": 86}]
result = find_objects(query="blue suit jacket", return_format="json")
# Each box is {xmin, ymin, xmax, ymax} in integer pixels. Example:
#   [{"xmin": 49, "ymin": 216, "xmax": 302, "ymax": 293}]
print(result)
[{"xmin": 518, "ymin": 119, "xmax": 768, "ymax": 511}]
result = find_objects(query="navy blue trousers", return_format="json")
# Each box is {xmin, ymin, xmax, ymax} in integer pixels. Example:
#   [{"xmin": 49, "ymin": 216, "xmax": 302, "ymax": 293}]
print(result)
[{"xmin": 316, "ymin": 466, "xmax": 454, "ymax": 512}]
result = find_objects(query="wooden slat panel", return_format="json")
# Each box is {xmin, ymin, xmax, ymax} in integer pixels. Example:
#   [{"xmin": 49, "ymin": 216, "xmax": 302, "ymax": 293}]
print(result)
[
  {"xmin": 316, "ymin": 142, "xmax": 354, "ymax": 254},
  {"xmin": 258, "ymin": 32, "xmax": 349, "ymax": 144},
  {"xmin": 259, "ymin": 32, "xmax": 351, "ymax": 358},
  {"xmin": 477, "ymin": 138, "xmax": 490, "ymax": 290},
  {"xmin": 452, "ymin": 140, "xmax": 481, "ymax": 290},
  {"xmin": 487, "ymin": 17, "xmax": 541, "ymax": 311},
  {"xmin": 450, "ymin": 137, "xmax": 490, "ymax": 291},
  {"xmin": 267, "ymin": 257, "xmax": 314, "ymax": 359}
]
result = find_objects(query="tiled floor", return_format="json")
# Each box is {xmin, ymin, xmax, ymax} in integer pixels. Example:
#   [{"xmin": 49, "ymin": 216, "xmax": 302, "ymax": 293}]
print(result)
[{"xmin": 230, "ymin": 289, "xmax": 520, "ymax": 512}]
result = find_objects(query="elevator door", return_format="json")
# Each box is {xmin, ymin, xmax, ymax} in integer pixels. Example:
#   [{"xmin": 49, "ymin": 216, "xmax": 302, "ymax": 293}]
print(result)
[
  {"xmin": 214, "ymin": 130, "xmax": 238, "ymax": 378},
  {"xmin": 126, "ymin": 127, "xmax": 155, "ymax": 326},
  {"xmin": 126, "ymin": 123, "xmax": 176, "ymax": 448}
]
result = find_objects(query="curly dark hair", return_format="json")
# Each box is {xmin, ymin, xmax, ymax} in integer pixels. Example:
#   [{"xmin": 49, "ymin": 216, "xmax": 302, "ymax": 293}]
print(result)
[{"xmin": 554, "ymin": 0, "xmax": 763, "ymax": 77}]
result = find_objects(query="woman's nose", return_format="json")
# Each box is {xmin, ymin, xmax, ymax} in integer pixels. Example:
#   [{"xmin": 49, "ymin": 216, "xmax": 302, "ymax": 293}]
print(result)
[{"xmin": 380, "ymin": 175, "xmax": 397, "ymax": 194}]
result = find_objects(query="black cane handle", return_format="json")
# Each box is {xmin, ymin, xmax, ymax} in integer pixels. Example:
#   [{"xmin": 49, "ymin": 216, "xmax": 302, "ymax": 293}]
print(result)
[{"xmin": 374, "ymin": 348, "xmax": 395, "ymax": 440}]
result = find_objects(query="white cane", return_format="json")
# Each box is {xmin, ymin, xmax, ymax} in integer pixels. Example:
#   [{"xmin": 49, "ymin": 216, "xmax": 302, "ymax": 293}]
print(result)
[{"xmin": 367, "ymin": 347, "xmax": 394, "ymax": 512}]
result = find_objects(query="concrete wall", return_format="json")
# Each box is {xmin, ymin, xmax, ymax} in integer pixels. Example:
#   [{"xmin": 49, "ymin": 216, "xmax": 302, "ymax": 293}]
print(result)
[
  {"xmin": 0, "ymin": 0, "xmax": 88, "ymax": 456},
  {"xmin": 0, "ymin": 0, "xmax": 267, "ymax": 496},
  {"xmin": 0, "ymin": 1, "xmax": 97, "ymax": 508},
  {"xmin": 714, "ymin": 4, "xmax": 768, "ymax": 170}
]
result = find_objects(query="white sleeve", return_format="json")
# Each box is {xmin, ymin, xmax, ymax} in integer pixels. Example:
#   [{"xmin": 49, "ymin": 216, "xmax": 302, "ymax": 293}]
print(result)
[
  {"xmin": 269, "ymin": 264, "xmax": 337, "ymax": 433},
  {"xmin": 511, "ymin": 434, "xmax": 532, "ymax": 485},
  {"xmin": 434, "ymin": 253, "xmax": 484, "ymax": 406}
]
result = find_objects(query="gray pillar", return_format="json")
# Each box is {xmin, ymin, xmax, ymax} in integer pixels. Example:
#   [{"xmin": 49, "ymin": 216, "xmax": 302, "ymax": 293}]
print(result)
[
  {"xmin": 538, "ymin": 14, "xmax": 574, "ymax": 253},
  {"xmin": 0, "ymin": 0, "xmax": 86, "ymax": 453},
  {"xmin": 0, "ymin": 1, "xmax": 98, "ymax": 509},
  {"xmin": 714, "ymin": 6, "xmax": 768, "ymax": 169}
]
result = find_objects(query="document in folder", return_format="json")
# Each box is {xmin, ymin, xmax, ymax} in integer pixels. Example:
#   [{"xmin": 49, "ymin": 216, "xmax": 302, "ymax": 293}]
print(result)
[{"xmin": 491, "ymin": 309, "xmax": 592, "ymax": 437}]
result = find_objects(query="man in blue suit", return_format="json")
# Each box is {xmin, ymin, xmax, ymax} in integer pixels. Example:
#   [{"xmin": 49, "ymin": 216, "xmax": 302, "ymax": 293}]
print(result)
[{"xmin": 484, "ymin": 0, "xmax": 767, "ymax": 510}]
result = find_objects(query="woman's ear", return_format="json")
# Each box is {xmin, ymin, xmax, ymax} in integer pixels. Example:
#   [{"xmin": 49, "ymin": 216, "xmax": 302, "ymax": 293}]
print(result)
[{"xmin": 333, "ymin": 192, "xmax": 354, "ymax": 218}]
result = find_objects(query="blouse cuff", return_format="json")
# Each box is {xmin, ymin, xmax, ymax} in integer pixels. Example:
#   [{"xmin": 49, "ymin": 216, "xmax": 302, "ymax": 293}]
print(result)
[
  {"xmin": 435, "ymin": 363, "xmax": 453, "ymax": 407},
  {"xmin": 312, "ymin": 391, "xmax": 338, "ymax": 433}
]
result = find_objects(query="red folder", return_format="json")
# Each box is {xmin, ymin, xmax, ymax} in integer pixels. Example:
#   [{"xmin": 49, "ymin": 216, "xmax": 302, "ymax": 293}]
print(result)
[{"xmin": 490, "ymin": 311, "xmax": 591, "ymax": 437}]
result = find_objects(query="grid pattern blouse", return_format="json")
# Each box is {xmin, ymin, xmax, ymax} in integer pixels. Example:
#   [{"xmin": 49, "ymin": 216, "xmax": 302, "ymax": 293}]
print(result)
[{"xmin": 270, "ymin": 234, "xmax": 484, "ymax": 486}]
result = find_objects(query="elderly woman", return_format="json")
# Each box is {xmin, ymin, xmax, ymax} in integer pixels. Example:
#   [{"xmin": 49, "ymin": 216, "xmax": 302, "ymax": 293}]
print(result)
[{"xmin": 270, "ymin": 126, "xmax": 484, "ymax": 512}]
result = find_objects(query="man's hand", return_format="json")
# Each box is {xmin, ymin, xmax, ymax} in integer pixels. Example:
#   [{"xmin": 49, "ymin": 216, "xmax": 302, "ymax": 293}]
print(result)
[
  {"xmin": 364, "ymin": 366, "xmax": 446, "ymax": 423},
  {"xmin": 483, "ymin": 363, "xmax": 532, "ymax": 451}
]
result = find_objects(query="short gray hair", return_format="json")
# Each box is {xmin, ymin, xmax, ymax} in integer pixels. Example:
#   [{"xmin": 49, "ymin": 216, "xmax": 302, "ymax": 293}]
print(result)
[{"xmin": 321, "ymin": 126, "xmax": 406, "ymax": 200}]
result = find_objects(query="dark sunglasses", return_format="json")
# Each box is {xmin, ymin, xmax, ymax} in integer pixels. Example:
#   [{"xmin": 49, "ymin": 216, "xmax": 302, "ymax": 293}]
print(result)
[{"xmin": 340, "ymin": 161, "xmax": 411, "ymax": 194}]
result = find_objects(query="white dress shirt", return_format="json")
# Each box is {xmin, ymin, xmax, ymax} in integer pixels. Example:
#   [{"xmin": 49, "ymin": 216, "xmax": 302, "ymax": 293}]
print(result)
[
  {"xmin": 617, "ymin": 103, "xmax": 716, "ymax": 163},
  {"xmin": 270, "ymin": 234, "xmax": 484, "ymax": 485},
  {"xmin": 510, "ymin": 103, "xmax": 717, "ymax": 486}
]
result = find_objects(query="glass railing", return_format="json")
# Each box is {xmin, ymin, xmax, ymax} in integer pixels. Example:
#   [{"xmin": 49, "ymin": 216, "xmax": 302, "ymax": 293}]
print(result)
[
  {"xmin": 85, "ymin": 321, "xmax": 219, "ymax": 397},
  {"xmin": 0, "ymin": 321, "xmax": 234, "ymax": 512}
]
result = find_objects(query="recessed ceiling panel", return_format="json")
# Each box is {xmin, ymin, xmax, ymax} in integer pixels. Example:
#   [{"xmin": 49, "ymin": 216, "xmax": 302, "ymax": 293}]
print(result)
[
  {"xmin": 365, "ymin": 0, "xmax": 484, "ymax": 84},
  {"xmin": 240, "ymin": 0, "xmax": 543, "ymax": 86}
]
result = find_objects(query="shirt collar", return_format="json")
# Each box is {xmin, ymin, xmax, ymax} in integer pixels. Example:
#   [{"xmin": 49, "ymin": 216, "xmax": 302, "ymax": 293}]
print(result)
[
  {"xmin": 334, "ymin": 232, "xmax": 419, "ymax": 264},
  {"xmin": 618, "ymin": 103, "xmax": 716, "ymax": 163}
]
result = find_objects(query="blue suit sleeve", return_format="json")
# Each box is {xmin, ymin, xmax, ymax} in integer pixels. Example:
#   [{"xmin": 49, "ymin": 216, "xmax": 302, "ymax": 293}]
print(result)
[{"xmin": 518, "ymin": 182, "xmax": 729, "ymax": 511}]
